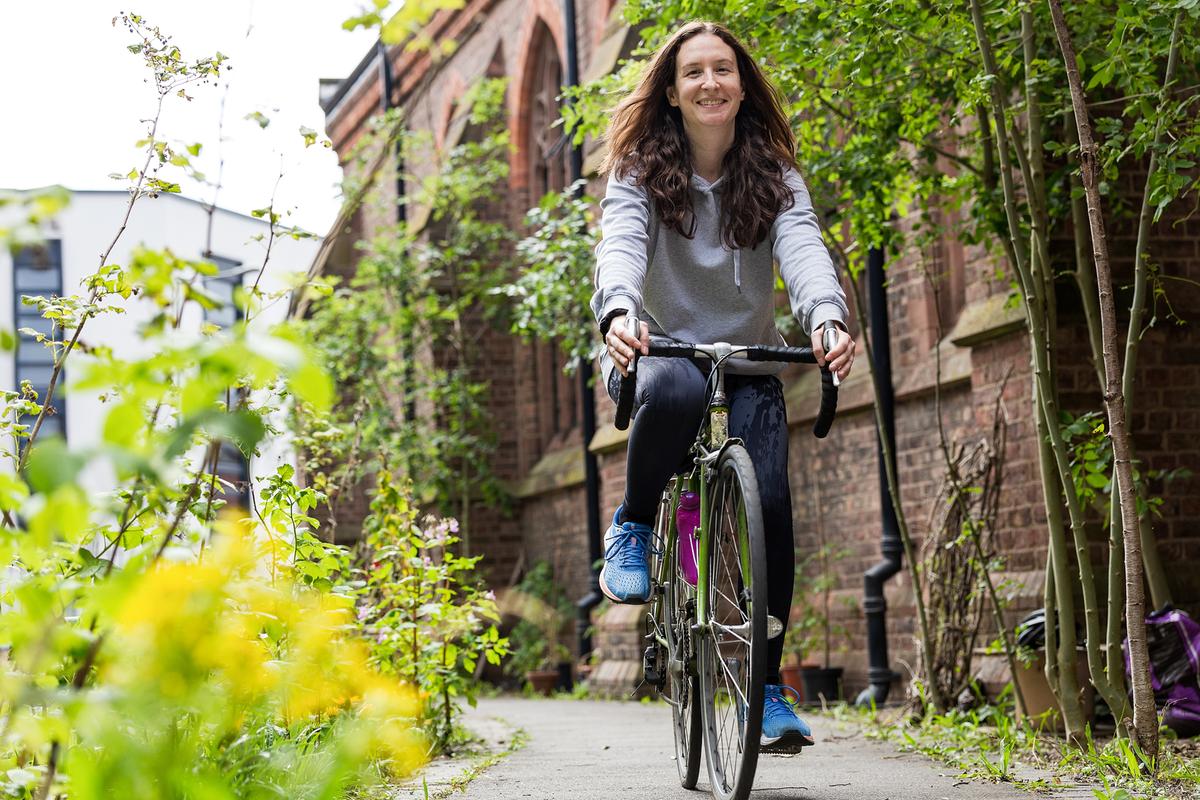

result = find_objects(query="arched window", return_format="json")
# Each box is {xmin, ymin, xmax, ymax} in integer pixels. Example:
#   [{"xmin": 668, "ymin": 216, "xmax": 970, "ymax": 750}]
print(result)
[
  {"xmin": 530, "ymin": 34, "xmax": 568, "ymax": 200},
  {"xmin": 525, "ymin": 25, "xmax": 578, "ymax": 453}
]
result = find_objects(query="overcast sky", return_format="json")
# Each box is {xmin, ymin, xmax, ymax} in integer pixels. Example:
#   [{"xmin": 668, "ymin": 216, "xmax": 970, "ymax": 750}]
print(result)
[{"xmin": 0, "ymin": 1, "xmax": 380, "ymax": 234}]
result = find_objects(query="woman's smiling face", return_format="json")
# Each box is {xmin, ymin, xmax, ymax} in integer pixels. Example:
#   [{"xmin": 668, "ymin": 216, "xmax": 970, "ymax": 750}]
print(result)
[{"xmin": 666, "ymin": 33, "xmax": 744, "ymax": 137}]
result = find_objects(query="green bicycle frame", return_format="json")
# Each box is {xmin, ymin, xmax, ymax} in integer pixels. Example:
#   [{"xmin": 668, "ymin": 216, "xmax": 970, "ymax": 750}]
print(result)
[{"xmin": 655, "ymin": 373, "xmax": 754, "ymax": 643}]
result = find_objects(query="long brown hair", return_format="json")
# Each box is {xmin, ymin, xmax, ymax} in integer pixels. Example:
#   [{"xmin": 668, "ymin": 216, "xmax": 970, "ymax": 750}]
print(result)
[{"xmin": 600, "ymin": 21, "xmax": 798, "ymax": 250}]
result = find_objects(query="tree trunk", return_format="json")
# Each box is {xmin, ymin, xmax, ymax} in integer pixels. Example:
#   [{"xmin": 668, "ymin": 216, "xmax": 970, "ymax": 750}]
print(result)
[
  {"xmin": 1047, "ymin": 0, "xmax": 1158, "ymax": 765},
  {"xmin": 1105, "ymin": 496, "xmax": 1130, "ymax": 728},
  {"xmin": 1069, "ymin": 158, "xmax": 1106, "ymax": 389},
  {"xmin": 1038, "ymin": 401, "xmax": 1086, "ymax": 739}
]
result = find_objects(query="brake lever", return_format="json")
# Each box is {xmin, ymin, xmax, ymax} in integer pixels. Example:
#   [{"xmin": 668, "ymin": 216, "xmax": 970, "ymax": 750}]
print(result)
[
  {"xmin": 625, "ymin": 315, "xmax": 641, "ymax": 375},
  {"xmin": 823, "ymin": 326, "xmax": 841, "ymax": 387}
]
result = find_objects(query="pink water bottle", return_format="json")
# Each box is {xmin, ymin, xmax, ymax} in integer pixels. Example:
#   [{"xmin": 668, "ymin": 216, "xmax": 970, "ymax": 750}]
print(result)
[{"xmin": 677, "ymin": 491, "xmax": 700, "ymax": 586}]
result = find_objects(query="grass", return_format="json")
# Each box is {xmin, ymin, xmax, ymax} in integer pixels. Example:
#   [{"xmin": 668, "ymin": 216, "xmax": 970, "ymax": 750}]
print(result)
[{"xmin": 819, "ymin": 690, "xmax": 1200, "ymax": 800}]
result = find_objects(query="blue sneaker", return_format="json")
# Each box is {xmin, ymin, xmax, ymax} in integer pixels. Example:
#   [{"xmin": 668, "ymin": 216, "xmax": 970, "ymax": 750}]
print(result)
[
  {"xmin": 761, "ymin": 684, "xmax": 815, "ymax": 750},
  {"xmin": 599, "ymin": 506, "xmax": 659, "ymax": 604}
]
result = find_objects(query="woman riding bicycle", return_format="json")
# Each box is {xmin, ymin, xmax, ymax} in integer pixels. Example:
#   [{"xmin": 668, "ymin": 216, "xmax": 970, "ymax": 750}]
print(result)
[{"xmin": 591, "ymin": 20, "xmax": 856, "ymax": 750}]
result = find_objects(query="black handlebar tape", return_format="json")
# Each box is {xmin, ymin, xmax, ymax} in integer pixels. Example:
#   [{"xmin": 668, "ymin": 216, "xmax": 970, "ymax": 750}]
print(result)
[
  {"xmin": 614, "ymin": 355, "xmax": 638, "ymax": 431},
  {"xmin": 812, "ymin": 366, "xmax": 838, "ymax": 438},
  {"xmin": 744, "ymin": 345, "xmax": 817, "ymax": 364}
]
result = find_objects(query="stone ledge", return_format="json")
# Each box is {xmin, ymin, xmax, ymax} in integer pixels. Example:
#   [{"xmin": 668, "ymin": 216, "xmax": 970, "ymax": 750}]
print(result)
[
  {"xmin": 513, "ymin": 446, "xmax": 585, "ymax": 499},
  {"xmin": 948, "ymin": 292, "xmax": 1026, "ymax": 347},
  {"xmin": 786, "ymin": 291, "xmax": 1027, "ymax": 425},
  {"xmin": 588, "ymin": 422, "xmax": 629, "ymax": 454},
  {"xmin": 891, "ymin": 335, "xmax": 973, "ymax": 400}
]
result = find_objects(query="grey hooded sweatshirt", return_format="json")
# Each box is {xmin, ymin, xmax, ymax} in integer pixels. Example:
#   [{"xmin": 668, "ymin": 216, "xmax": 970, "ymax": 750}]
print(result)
[{"xmin": 591, "ymin": 166, "xmax": 849, "ymax": 381}]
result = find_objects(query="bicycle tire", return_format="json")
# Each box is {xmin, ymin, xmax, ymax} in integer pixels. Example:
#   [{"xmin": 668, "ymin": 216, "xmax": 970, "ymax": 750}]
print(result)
[
  {"xmin": 658, "ymin": 488, "xmax": 702, "ymax": 789},
  {"xmin": 697, "ymin": 445, "xmax": 767, "ymax": 800}
]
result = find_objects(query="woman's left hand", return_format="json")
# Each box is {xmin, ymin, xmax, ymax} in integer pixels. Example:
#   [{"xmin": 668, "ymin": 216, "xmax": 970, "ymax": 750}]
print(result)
[{"xmin": 812, "ymin": 324, "xmax": 855, "ymax": 382}]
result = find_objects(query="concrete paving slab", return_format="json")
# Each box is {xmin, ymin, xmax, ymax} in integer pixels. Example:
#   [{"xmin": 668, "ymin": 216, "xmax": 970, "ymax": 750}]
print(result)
[
  {"xmin": 389, "ymin": 713, "xmax": 520, "ymax": 799},
  {"xmin": 455, "ymin": 697, "xmax": 1092, "ymax": 800}
]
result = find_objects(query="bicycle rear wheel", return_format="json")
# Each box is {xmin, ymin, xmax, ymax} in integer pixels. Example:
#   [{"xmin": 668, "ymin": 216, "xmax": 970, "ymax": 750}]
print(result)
[
  {"xmin": 697, "ymin": 445, "xmax": 766, "ymax": 800},
  {"xmin": 658, "ymin": 487, "xmax": 702, "ymax": 788}
]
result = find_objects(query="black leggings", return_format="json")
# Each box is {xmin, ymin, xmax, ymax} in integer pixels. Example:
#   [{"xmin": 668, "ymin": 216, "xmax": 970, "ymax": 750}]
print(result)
[{"xmin": 608, "ymin": 358, "xmax": 794, "ymax": 684}]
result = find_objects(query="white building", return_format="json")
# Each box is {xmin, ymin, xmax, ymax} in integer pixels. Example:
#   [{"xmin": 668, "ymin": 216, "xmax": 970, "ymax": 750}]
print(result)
[{"xmin": 0, "ymin": 189, "xmax": 321, "ymax": 501}]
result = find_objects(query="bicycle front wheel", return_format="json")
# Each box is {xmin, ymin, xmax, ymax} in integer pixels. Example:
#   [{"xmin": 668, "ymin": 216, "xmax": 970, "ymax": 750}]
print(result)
[{"xmin": 697, "ymin": 445, "xmax": 767, "ymax": 800}]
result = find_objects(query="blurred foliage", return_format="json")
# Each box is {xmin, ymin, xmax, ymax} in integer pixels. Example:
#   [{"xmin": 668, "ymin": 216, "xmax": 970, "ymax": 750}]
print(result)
[
  {"xmin": 0, "ymin": 13, "xmax": 505, "ymax": 799},
  {"xmin": 0, "ymin": 243, "xmax": 426, "ymax": 797}
]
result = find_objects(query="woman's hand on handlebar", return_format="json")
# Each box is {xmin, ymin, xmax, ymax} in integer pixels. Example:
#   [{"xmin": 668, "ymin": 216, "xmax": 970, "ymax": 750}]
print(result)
[
  {"xmin": 606, "ymin": 314, "xmax": 650, "ymax": 377},
  {"xmin": 812, "ymin": 322, "xmax": 855, "ymax": 382}
]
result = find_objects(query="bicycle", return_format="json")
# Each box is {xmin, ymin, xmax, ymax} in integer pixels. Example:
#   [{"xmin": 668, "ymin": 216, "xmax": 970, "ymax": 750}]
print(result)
[{"xmin": 613, "ymin": 318, "xmax": 838, "ymax": 800}]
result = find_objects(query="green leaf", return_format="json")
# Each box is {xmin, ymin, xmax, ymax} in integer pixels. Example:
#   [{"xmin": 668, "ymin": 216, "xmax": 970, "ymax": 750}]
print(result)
[
  {"xmin": 290, "ymin": 362, "xmax": 333, "ymax": 412},
  {"xmin": 25, "ymin": 437, "xmax": 87, "ymax": 494},
  {"xmin": 103, "ymin": 399, "xmax": 145, "ymax": 449},
  {"xmin": 0, "ymin": 472, "xmax": 29, "ymax": 513},
  {"xmin": 299, "ymin": 126, "xmax": 320, "ymax": 148},
  {"xmin": 201, "ymin": 410, "xmax": 268, "ymax": 457}
]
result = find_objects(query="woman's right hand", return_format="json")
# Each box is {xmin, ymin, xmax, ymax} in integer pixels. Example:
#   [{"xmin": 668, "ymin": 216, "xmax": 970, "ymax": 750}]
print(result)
[{"xmin": 605, "ymin": 314, "xmax": 650, "ymax": 377}]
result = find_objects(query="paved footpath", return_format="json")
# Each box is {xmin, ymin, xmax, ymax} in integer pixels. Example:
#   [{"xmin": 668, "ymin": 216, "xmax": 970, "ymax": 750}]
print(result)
[{"xmin": 449, "ymin": 697, "xmax": 1091, "ymax": 800}]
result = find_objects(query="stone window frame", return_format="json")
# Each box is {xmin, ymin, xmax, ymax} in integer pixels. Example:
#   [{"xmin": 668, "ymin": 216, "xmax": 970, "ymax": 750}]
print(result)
[{"xmin": 524, "ymin": 20, "xmax": 580, "ymax": 457}]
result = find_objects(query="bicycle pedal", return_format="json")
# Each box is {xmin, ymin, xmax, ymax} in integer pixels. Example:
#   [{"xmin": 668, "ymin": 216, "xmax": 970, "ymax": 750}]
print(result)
[
  {"xmin": 767, "ymin": 615, "xmax": 784, "ymax": 640},
  {"xmin": 643, "ymin": 644, "xmax": 665, "ymax": 689},
  {"xmin": 761, "ymin": 739, "xmax": 810, "ymax": 756}
]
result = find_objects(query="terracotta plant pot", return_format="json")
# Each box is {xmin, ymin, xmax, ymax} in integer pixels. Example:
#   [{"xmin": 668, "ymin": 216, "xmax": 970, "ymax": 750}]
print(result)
[
  {"xmin": 779, "ymin": 664, "xmax": 805, "ymax": 701},
  {"xmin": 971, "ymin": 646, "xmax": 1094, "ymax": 731},
  {"xmin": 1013, "ymin": 649, "xmax": 1094, "ymax": 729},
  {"xmin": 800, "ymin": 666, "xmax": 843, "ymax": 705},
  {"xmin": 526, "ymin": 669, "xmax": 559, "ymax": 696}
]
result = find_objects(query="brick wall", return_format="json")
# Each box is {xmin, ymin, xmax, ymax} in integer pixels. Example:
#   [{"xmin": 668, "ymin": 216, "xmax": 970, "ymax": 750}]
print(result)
[{"xmin": 323, "ymin": 0, "xmax": 1200, "ymax": 702}]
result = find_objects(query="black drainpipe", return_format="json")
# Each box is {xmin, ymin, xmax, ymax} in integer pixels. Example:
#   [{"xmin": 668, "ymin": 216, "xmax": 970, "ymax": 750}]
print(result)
[
  {"xmin": 855, "ymin": 245, "xmax": 902, "ymax": 707},
  {"xmin": 377, "ymin": 41, "xmax": 415, "ymax": 424},
  {"xmin": 561, "ymin": 0, "xmax": 604, "ymax": 660}
]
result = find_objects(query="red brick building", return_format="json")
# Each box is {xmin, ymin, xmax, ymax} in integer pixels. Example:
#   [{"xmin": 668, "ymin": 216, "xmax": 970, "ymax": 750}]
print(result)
[{"xmin": 318, "ymin": 2, "xmax": 1200, "ymax": 697}]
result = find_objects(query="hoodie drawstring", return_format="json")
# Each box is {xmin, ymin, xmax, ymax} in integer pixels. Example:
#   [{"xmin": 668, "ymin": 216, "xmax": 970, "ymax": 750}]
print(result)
[{"xmin": 733, "ymin": 248, "xmax": 742, "ymax": 293}]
